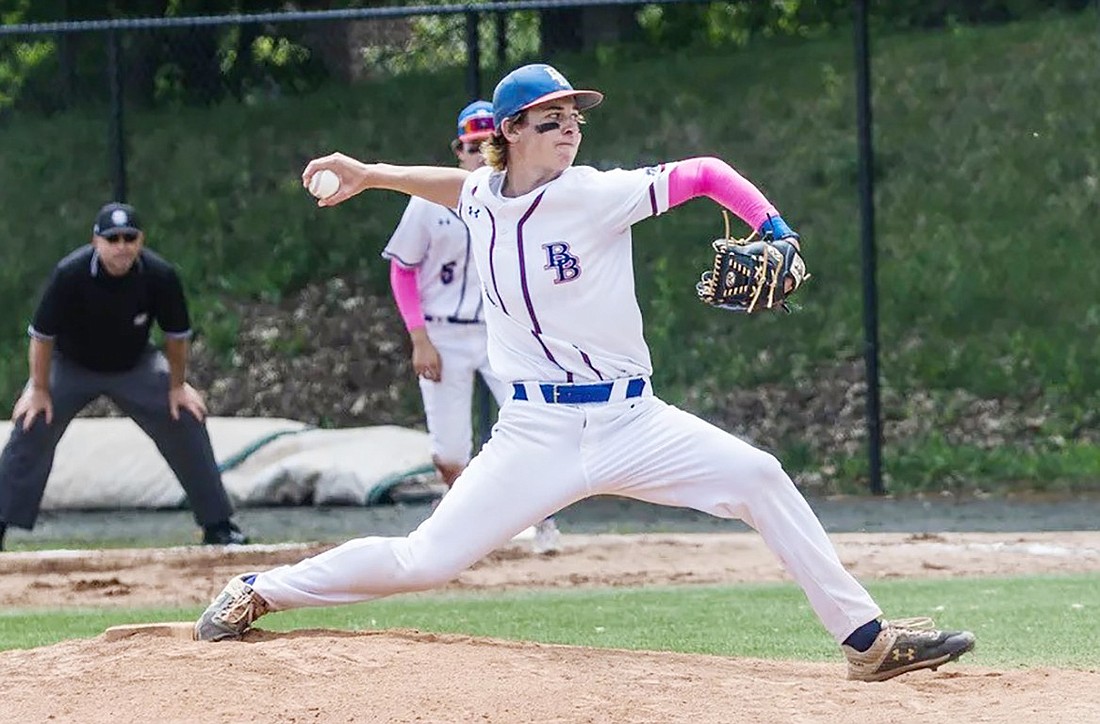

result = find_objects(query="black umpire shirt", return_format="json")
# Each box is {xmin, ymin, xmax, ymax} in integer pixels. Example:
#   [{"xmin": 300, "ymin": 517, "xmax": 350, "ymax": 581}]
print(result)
[{"xmin": 30, "ymin": 246, "xmax": 192, "ymax": 373}]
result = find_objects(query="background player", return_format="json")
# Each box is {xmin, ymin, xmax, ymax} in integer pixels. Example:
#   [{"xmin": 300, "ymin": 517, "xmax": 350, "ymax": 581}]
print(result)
[
  {"xmin": 383, "ymin": 100, "xmax": 560, "ymax": 554},
  {"xmin": 198, "ymin": 63, "xmax": 975, "ymax": 683}
]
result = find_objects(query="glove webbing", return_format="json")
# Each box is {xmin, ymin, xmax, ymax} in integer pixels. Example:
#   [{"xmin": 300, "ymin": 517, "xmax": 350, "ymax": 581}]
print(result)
[{"xmin": 711, "ymin": 238, "xmax": 781, "ymax": 313}]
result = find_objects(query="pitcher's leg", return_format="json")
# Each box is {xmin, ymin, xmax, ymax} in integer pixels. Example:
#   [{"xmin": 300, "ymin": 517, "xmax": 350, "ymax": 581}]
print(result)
[
  {"xmin": 254, "ymin": 403, "xmax": 590, "ymax": 610},
  {"xmin": 594, "ymin": 398, "xmax": 881, "ymax": 642},
  {"xmin": 106, "ymin": 352, "xmax": 234, "ymax": 527},
  {"xmin": 476, "ymin": 363, "xmax": 560, "ymax": 549}
]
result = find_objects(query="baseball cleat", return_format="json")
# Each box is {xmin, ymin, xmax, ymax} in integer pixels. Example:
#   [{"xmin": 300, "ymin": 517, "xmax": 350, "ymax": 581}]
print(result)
[
  {"xmin": 194, "ymin": 573, "xmax": 270, "ymax": 641},
  {"xmin": 843, "ymin": 617, "xmax": 976, "ymax": 682},
  {"xmin": 532, "ymin": 517, "xmax": 562, "ymax": 555}
]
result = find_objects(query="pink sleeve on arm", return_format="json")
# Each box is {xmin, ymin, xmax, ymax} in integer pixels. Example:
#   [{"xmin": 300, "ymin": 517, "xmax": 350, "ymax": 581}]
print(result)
[
  {"xmin": 389, "ymin": 259, "xmax": 426, "ymax": 332},
  {"xmin": 667, "ymin": 157, "xmax": 778, "ymax": 231}
]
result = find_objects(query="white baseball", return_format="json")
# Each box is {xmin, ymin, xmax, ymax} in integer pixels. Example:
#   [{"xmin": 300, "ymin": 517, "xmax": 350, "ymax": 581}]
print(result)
[{"xmin": 308, "ymin": 169, "xmax": 340, "ymax": 199}]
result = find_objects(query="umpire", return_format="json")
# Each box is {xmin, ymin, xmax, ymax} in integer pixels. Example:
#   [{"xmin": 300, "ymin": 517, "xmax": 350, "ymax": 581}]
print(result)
[{"xmin": 0, "ymin": 202, "xmax": 248, "ymax": 550}]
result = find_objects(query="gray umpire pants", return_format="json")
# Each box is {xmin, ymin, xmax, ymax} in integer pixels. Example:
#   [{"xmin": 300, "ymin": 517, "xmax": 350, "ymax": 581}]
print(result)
[{"xmin": 0, "ymin": 350, "xmax": 234, "ymax": 531}]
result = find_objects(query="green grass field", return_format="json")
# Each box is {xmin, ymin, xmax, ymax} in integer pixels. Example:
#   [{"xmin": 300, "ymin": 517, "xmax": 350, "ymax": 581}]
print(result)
[{"xmin": 3, "ymin": 575, "xmax": 1097, "ymax": 670}]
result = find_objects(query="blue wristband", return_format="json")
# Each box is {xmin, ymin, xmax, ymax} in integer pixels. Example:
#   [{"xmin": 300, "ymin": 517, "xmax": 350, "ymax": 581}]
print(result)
[{"xmin": 758, "ymin": 215, "xmax": 799, "ymax": 240}]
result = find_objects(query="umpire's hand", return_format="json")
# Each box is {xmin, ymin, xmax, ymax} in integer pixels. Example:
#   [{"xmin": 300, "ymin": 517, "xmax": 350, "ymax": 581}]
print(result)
[
  {"xmin": 169, "ymin": 383, "xmax": 209, "ymax": 422},
  {"xmin": 12, "ymin": 386, "xmax": 53, "ymax": 430}
]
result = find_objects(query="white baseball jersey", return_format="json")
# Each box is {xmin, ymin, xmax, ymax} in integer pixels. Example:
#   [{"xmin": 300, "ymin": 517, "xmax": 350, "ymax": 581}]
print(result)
[
  {"xmin": 382, "ymin": 196, "xmax": 484, "ymax": 322},
  {"xmin": 458, "ymin": 164, "xmax": 673, "ymax": 384}
]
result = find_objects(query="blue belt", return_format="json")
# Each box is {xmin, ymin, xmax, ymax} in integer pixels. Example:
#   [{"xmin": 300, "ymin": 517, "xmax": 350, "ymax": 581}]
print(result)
[{"xmin": 512, "ymin": 378, "xmax": 647, "ymax": 404}]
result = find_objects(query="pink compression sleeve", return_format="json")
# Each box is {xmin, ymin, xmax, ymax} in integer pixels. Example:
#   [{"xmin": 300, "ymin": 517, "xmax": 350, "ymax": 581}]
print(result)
[
  {"xmin": 667, "ymin": 157, "xmax": 778, "ymax": 230},
  {"xmin": 389, "ymin": 260, "xmax": 426, "ymax": 332}
]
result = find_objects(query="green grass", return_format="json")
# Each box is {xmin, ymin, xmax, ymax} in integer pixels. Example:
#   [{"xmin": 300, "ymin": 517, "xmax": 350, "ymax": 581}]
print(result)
[
  {"xmin": 3, "ymin": 575, "xmax": 1098, "ymax": 670},
  {"xmin": 0, "ymin": 12, "xmax": 1098, "ymax": 491},
  {"xmin": 828, "ymin": 439, "xmax": 1100, "ymax": 495}
]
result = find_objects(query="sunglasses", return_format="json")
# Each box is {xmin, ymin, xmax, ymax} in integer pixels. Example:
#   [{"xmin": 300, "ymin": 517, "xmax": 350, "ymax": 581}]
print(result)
[
  {"xmin": 459, "ymin": 143, "xmax": 483, "ymax": 154},
  {"xmin": 460, "ymin": 114, "xmax": 494, "ymax": 137},
  {"xmin": 103, "ymin": 232, "xmax": 139, "ymax": 244}
]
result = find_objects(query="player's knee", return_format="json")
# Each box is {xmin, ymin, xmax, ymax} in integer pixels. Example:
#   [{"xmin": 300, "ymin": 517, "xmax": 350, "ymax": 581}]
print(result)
[{"xmin": 742, "ymin": 448, "xmax": 790, "ymax": 488}]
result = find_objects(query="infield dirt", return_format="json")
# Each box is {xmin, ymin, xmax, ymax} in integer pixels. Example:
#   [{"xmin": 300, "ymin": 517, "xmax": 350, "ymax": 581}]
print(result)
[{"xmin": 2, "ymin": 531, "xmax": 1099, "ymax": 723}]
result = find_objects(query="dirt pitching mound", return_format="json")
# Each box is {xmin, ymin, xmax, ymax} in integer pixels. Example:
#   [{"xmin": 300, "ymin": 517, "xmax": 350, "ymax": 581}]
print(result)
[
  {"xmin": 3, "ymin": 531, "xmax": 1100, "ymax": 723},
  {"xmin": 2, "ymin": 628, "xmax": 1098, "ymax": 723}
]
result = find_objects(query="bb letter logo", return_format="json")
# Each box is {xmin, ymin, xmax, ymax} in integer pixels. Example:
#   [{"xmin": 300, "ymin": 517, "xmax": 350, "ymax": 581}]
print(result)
[{"xmin": 543, "ymin": 242, "xmax": 581, "ymax": 284}]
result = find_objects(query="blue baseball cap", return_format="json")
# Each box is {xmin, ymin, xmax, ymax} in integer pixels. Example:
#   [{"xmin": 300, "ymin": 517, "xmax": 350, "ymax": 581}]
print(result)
[
  {"xmin": 456, "ymin": 100, "xmax": 495, "ymax": 142},
  {"xmin": 491, "ymin": 64, "xmax": 603, "ymax": 129}
]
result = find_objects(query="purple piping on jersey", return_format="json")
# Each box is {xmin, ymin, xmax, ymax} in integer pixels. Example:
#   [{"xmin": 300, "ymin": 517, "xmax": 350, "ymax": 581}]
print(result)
[
  {"xmin": 516, "ymin": 191, "xmax": 547, "ymax": 335},
  {"xmin": 485, "ymin": 205, "xmax": 508, "ymax": 315},
  {"xmin": 646, "ymin": 164, "xmax": 664, "ymax": 216},
  {"xmin": 515, "ymin": 190, "xmax": 571, "ymax": 379},
  {"xmin": 576, "ymin": 346, "xmax": 604, "ymax": 380}
]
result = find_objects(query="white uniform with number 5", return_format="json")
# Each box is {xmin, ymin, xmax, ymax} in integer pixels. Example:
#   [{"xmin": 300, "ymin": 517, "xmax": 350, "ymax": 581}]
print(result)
[{"xmin": 383, "ymin": 197, "xmax": 509, "ymax": 467}]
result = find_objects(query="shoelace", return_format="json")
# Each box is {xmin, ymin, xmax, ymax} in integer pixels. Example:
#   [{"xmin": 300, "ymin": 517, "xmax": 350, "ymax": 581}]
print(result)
[
  {"xmin": 216, "ymin": 589, "xmax": 267, "ymax": 626},
  {"xmin": 887, "ymin": 616, "xmax": 940, "ymax": 638}
]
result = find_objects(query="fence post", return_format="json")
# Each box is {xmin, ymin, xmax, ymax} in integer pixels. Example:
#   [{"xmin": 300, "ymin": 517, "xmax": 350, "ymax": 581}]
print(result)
[
  {"xmin": 495, "ymin": 5, "xmax": 508, "ymax": 68},
  {"xmin": 107, "ymin": 29, "xmax": 127, "ymax": 203},
  {"xmin": 853, "ymin": 0, "xmax": 884, "ymax": 495},
  {"xmin": 465, "ymin": 11, "xmax": 481, "ymax": 100},
  {"xmin": 57, "ymin": 31, "xmax": 75, "ymax": 109}
]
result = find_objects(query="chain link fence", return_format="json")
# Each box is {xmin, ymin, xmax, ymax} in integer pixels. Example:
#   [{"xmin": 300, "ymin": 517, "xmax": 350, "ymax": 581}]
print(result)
[
  {"xmin": 1, "ymin": 2, "xmax": 1097, "ymax": 494},
  {"xmin": 2, "ymin": 2, "xmax": 668, "ymax": 198}
]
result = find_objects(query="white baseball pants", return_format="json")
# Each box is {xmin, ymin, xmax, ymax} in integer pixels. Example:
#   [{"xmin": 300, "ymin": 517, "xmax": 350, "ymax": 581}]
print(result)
[
  {"xmin": 418, "ymin": 321, "xmax": 509, "ymax": 467},
  {"xmin": 254, "ymin": 391, "xmax": 882, "ymax": 642}
]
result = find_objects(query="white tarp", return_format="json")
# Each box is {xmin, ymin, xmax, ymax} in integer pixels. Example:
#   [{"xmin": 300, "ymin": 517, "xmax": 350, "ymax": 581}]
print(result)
[
  {"xmin": 219, "ymin": 425, "xmax": 435, "ymax": 506},
  {"xmin": 0, "ymin": 417, "xmax": 434, "ymax": 509}
]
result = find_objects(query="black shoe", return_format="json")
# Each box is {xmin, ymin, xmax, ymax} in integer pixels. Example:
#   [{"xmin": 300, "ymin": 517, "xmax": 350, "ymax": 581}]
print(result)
[{"xmin": 202, "ymin": 520, "xmax": 250, "ymax": 546}]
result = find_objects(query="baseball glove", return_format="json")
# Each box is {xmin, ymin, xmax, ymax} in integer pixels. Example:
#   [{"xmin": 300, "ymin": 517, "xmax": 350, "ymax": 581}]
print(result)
[{"xmin": 695, "ymin": 214, "xmax": 810, "ymax": 314}]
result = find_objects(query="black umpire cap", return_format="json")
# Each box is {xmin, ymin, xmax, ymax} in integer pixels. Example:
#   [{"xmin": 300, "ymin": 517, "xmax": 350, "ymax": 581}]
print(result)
[{"xmin": 93, "ymin": 202, "xmax": 143, "ymax": 237}]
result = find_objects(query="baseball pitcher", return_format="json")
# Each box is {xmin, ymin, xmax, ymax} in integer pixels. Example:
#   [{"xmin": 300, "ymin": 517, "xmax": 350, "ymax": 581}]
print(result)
[{"xmin": 198, "ymin": 64, "xmax": 975, "ymax": 684}]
